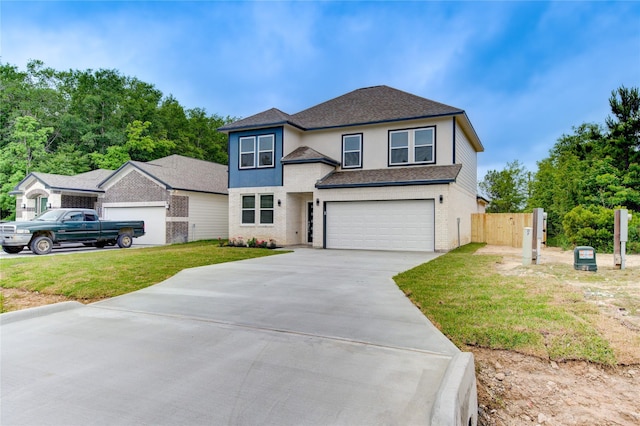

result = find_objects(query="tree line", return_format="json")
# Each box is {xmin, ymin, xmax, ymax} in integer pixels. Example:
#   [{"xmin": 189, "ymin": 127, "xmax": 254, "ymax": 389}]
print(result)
[
  {"xmin": 0, "ymin": 60, "xmax": 235, "ymax": 220},
  {"xmin": 480, "ymin": 86, "xmax": 640, "ymax": 252}
]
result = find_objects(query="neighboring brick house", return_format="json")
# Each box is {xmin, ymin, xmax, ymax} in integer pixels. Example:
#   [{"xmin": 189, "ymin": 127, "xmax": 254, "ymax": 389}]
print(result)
[
  {"xmin": 11, "ymin": 155, "xmax": 228, "ymax": 245},
  {"xmin": 218, "ymin": 85, "xmax": 484, "ymax": 251}
]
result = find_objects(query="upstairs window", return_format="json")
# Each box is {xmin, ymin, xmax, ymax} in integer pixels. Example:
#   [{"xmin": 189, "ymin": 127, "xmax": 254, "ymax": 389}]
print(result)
[
  {"xmin": 258, "ymin": 135, "xmax": 274, "ymax": 167},
  {"xmin": 389, "ymin": 127, "xmax": 435, "ymax": 165},
  {"xmin": 240, "ymin": 137, "xmax": 255, "ymax": 169},
  {"xmin": 342, "ymin": 134, "xmax": 362, "ymax": 168},
  {"xmin": 239, "ymin": 134, "xmax": 275, "ymax": 169}
]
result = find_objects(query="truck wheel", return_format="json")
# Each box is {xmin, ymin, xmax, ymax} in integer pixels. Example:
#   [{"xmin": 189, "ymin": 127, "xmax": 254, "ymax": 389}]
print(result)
[
  {"xmin": 30, "ymin": 236, "xmax": 53, "ymax": 255},
  {"xmin": 117, "ymin": 234, "xmax": 133, "ymax": 249},
  {"xmin": 2, "ymin": 246, "xmax": 24, "ymax": 254}
]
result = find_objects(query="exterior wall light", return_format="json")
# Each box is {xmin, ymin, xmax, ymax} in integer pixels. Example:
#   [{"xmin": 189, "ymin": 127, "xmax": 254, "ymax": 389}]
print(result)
[
  {"xmin": 316, "ymin": 198, "xmax": 320, "ymax": 206},
  {"xmin": 277, "ymin": 199, "xmax": 281, "ymax": 207},
  {"xmin": 21, "ymin": 202, "xmax": 27, "ymax": 209},
  {"xmin": 439, "ymin": 195, "xmax": 444, "ymax": 204}
]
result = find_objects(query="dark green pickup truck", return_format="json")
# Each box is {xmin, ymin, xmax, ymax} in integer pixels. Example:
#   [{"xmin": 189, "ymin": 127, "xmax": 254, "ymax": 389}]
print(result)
[{"xmin": 0, "ymin": 208, "xmax": 145, "ymax": 255}]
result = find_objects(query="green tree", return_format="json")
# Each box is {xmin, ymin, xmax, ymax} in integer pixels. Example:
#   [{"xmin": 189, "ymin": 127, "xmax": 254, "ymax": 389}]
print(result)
[
  {"xmin": 0, "ymin": 116, "xmax": 53, "ymax": 219},
  {"xmin": 605, "ymin": 86, "xmax": 640, "ymax": 172},
  {"xmin": 479, "ymin": 160, "xmax": 530, "ymax": 212}
]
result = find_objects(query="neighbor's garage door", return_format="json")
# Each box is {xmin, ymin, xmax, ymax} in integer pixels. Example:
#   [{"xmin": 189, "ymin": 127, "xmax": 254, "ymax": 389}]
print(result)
[
  {"xmin": 325, "ymin": 200, "xmax": 434, "ymax": 251},
  {"xmin": 103, "ymin": 207, "xmax": 166, "ymax": 245}
]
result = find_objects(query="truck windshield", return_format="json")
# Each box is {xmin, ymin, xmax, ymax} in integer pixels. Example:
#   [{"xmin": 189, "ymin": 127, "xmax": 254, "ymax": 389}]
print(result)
[{"xmin": 33, "ymin": 210, "xmax": 64, "ymax": 222}]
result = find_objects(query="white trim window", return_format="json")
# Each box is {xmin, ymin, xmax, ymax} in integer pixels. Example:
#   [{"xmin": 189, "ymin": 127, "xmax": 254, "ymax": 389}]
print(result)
[
  {"xmin": 389, "ymin": 127, "xmax": 435, "ymax": 165},
  {"xmin": 241, "ymin": 195, "xmax": 256, "ymax": 224},
  {"xmin": 241, "ymin": 194, "xmax": 274, "ymax": 225},
  {"xmin": 239, "ymin": 134, "xmax": 275, "ymax": 169},
  {"xmin": 259, "ymin": 194, "xmax": 274, "ymax": 224},
  {"xmin": 257, "ymin": 135, "xmax": 274, "ymax": 167},
  {"xmin": 239, "ymin": 137, "xmax": 256, "ymax": 169},
  {"xmin": 342, "ymin": 134, "xmax": 362, "ymax": 168}
]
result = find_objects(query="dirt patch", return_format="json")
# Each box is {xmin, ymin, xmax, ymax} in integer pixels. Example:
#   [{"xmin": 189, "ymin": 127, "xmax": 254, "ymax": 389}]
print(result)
[
  {"xmin": 474, "ymin": 348, "xmax": 639, "ymax": 425},
  {"xmin": 0, "ymin": 288, "xmax": 99, "ymax": 312},
  {"xmin": 0, "ymin": 288, "xmax": 74, "ymax": 312},
  {"xmin": 474, "ymin": 246, "xmax": 640, "ymax": 425}
]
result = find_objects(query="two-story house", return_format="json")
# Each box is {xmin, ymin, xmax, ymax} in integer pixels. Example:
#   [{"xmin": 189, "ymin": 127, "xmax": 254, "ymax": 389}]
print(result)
[{"xmin": 218, "ymin": 85, "xmax": 484, "ymax": 251}]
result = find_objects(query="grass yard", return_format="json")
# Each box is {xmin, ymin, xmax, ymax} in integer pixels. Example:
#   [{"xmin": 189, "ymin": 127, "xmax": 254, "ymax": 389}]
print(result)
[
  {"xmin": 0, "ymin": 241, "xmax": 285, "ymax": 309},
  {"xmin": 394, "ymin": 243, "xmax": 619, "ymax": 365}
]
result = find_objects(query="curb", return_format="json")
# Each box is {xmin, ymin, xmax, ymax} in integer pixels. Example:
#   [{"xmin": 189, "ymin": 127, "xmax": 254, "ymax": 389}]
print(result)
[
  {"xmin": 430, "ymin": 352, "xmax": 478, "ymax": 426},
  {"xmin": 0, "ymin": 301, "xmax": 85, "ymax": 326}
]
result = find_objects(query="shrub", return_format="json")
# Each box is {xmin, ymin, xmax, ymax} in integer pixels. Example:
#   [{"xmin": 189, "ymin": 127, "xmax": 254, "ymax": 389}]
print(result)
[
  {"xmin": 563, "ymin": 205, "xmax": 614, "ymax": 251},
  {"xmin": 562, "ymin": 205, "xmax": 639, "ymax": 253}
]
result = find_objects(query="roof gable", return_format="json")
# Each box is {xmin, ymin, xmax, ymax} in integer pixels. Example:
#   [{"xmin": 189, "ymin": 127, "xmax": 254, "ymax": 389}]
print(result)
[
  {"xmin": 101, "ymin": 155, "xmax": 228, "ymax": 195},
  {"xmin": 281, "ymin": 146, "xmax": 339, "ymax": 166}
]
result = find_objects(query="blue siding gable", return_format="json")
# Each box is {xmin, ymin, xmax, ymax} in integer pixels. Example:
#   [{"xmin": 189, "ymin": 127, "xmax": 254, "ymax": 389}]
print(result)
[{"xmin": 228, "ymin": 127, "xmax": 283, "ymax": 188}]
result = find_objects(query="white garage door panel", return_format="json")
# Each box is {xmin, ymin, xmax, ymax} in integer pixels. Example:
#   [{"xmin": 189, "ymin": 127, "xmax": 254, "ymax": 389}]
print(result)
[
  {"xmin": 103, "ymin": 207, "xmax": 166, "ymax": 245},
  {"xmin": 326, "ymin": 200, "xmax": 434, "ymax": 251}
]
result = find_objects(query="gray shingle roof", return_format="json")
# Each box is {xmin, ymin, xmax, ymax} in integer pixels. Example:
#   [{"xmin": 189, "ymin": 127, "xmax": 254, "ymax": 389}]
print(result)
[
  {"xmin": 13, "ymin": 156, "xmax": 227, "ymax": 195},
  {"xmin": 218, "ymin": 108, "xmax": 303, "ymax": 132},
  {"xmin": 28, "ymin": 169, "xmax": 113, "ymax": 193},
  {"xmin": 219, "ymin": 86, "xmax": 463, "ymax": 132},
  {"xmin": 128, "ymin": 155, "xmax": 228, "ymax": 194},
  {"xmin": 316, "ymin": 164, "xmax": 462, "ymax": 188},
  {"xmin": 281, "ymin": 146, "xmax": 339, "ymax": 166}
]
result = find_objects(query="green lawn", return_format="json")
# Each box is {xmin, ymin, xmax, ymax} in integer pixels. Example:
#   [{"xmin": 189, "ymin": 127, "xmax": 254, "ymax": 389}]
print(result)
[
  {"xmin": 394, "ymin": 243, "xmax": 617, "ymax": 365},
  {"xmin": 1, "ymin": 241, "xmax": 285, "ymax": 301}
]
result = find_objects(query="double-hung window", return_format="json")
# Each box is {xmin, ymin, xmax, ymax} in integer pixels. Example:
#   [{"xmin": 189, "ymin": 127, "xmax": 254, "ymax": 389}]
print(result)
[
  {"xmin": 389, "ymin": 127, "xmax": 435, "ymax": 165},
  {"xmin": 240, "ymin": 137, "xmax": 256, "ymax": 168},
  {"xmin": 241, "ymin": 194, "xmax": 274, "ymax": 224},
  {"xmin": 259, "ymin": 194, "xmax": 274, "ymax": 224},
  {"xmin": 342, "ymin": 134, "xmax": 362, "ymax": 168},
  {"xmin": 242, "ymin": 195, "xmax": 256, "ymax": 224},
  {"xmin": 239, "ymin": 135, "xmax": 275, "ymax": 169},
  {"xmin": 257, "ymin": 135, "xmax": 274, "ymax": 167}
]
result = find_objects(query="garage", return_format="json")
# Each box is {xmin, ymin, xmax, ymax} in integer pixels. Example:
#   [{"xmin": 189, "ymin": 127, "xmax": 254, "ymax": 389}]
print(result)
[
  {"xmin": 325, "ymin": 200, "xmax": 435, "ymax": 251},
  {"xmin": 102, "ymin": 206, "xmax": 166, "ymax": 245}
]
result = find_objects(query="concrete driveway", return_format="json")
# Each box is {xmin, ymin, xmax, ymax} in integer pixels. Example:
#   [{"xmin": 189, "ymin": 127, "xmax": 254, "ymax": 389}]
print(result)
[{"xmin": 1, "ymin": 248, "xmax": 477, "ymax": 425}]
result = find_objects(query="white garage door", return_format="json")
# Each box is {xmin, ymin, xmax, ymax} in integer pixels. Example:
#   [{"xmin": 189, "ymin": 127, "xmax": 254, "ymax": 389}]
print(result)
[
  {"xmin": 103, "ymin": 206, "xmax": 166, "ymax": 245},
  {"xmin": 325, "ymin": 200, "xmax": 435, "ymax": 251}
]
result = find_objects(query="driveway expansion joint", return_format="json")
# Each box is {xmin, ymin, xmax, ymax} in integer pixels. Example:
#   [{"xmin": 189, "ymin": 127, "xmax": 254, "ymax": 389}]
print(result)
[{"xmin": 90, "ymin": 304, "xmax": 454, "ymax": 358}]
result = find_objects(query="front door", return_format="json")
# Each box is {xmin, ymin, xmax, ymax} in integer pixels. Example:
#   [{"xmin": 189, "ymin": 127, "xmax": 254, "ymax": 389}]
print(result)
[{"xmin": 307, "ymin": 202, "xmax": 313, "ymax": 243}]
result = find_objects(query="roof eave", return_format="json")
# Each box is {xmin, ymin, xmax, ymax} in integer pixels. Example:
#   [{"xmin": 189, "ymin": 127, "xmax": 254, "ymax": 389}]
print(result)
[
  {"xmin": 166, "ymin": 187, "xmax": 228, "ymax": 196},
  {"xmin": 316, "ymin": 178, "xmax": 456, "ymax": 189},
  {"xmin": 456, "ymin": 112, "xmax": 484, "ymax": 152},
  {"xmin": 282, "ymin": 158, "xmax": 340, "ymax": 167},
  {"xmin": 218, "ymin": 120, "xmax": 305, "ymax": 134},
  {"xmin": 304, "ymin": 111, "xmax": 465, "ymax": 132}
]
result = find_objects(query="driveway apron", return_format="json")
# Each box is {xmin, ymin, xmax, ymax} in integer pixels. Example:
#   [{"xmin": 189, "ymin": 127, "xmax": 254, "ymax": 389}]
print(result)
[{"xmin": 1, "ymin": 249, "xmax": 474, "ymax": 425}]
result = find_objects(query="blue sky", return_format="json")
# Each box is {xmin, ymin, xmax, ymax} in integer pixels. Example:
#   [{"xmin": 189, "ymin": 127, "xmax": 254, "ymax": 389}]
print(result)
[{"xmin": 2, "ymin": 1, "xmax": 639, "ymax": 179}]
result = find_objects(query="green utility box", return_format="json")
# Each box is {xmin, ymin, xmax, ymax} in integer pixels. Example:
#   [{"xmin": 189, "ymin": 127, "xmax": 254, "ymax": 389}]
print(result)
[{"xmin": 574, "ymin": 246, "xmax": 597, "ymax": 271}]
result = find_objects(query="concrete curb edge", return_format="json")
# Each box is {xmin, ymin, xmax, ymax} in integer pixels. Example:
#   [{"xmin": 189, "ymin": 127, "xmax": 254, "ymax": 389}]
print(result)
[
  {"xmin": 430, "ymin": 351, "xmax": 478, "ymax": 426},
  {"xmin": 1, "ymin": 301, "xmax": 85, "ymax": 326}
]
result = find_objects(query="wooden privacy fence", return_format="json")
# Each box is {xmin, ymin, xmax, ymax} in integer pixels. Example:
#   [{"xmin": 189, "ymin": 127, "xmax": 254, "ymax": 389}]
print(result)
[{"xmin": 471, "ymin": 213, "xmax": 533, "ymax": 248}]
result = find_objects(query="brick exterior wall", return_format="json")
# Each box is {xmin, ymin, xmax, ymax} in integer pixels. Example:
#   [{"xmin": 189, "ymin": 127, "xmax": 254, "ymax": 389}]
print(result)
[
  {"xmin": 61, "ymin": 195, "xmax": 97, "ymax": 209},
  {"xmin": 167, "ymin": 195, "xmax": 188, "ymax": 218},
  {"xmin": 99, "ymin": 171, "xmax": 168, "ymax": 210},
  {"xmin": 167, "ymin": 194, "xmax": 189, "ymax": 243}
]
